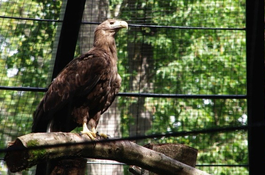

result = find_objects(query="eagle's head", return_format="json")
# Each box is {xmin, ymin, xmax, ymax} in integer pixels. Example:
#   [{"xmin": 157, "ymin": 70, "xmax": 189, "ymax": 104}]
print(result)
[
  {"xmin": 95, "ymin": 19, "xmax": 128, "ymax": 37},
  {"xmin": 98, "ymin": 19, "xmax": 128, "ymax": 31},
  {"xmin": 93, "ymin": 19, "xmax": 128, "ymax": 50}
]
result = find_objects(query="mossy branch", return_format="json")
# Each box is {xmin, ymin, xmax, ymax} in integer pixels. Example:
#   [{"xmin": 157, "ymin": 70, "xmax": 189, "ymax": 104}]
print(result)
[{"xmin": 5, "ymin": 132, "xmax": 210, "ymax": 175}]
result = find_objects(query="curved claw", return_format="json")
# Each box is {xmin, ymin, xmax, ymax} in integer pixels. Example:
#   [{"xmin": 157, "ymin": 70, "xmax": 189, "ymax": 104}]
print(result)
[
  {"xmin": 80, "ymin": 123, "xmax": 110, "ymax": 140},
  {"xmin": 97, "ymin": 132, "xmax": 109, "ymax": 139}
]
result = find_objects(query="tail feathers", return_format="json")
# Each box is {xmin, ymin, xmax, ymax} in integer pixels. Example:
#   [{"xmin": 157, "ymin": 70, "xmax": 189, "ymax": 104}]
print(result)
[
  {"xmin": 32, "ymin": 112, "xmax": 49, "ymax": 132},
  {"xmin": 32, "ymin": 101, "xmax": 56, "ymax": 175},
  {"xmin": 32, "ymin": 100, "xmax": 50, "ymax": 133}
]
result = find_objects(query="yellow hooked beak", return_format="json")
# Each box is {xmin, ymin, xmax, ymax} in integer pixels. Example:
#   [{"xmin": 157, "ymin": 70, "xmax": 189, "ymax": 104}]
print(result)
[{"xmin": 112, "ymin": 20, "xmax": 128, "ymax": 30}]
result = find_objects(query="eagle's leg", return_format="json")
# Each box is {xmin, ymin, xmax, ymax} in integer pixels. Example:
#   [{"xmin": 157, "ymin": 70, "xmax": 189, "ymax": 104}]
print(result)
[
  {"xmin": 89, "ymin": 125, "xmax": 109, "ymax": 139},
  {"xmin": 90, "ymin": 115, "xmax": 109, "ymax": 139},
  {"xmin": 81, "ymin": 122, "xmax": 97, "ymax": 140},
  {"xmin": 81, "ymin": 114, "xmax": 109, "ymax": 139}
]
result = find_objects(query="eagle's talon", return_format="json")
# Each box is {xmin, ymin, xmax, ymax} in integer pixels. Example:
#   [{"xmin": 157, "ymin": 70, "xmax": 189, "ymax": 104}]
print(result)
[
  {"xmin": 81, "ymin": 123, "xmax": 97, "ymax": 140},
  {"xmin": 99, "ymin": 133, "xmax": 110, "ymax": 139},
  {"xmin": 80, "ymin": 131, "xmax": 97, "ymax": 140},
  {"xmin": 94, "ymin": 131, "xmax": 109, "ymax": 139}
]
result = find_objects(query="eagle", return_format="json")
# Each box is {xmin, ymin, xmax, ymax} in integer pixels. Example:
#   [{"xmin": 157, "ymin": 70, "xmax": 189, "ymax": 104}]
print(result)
[{"xmin": 32, "ymin": 19, "xmax": 128, "ymax": 140}]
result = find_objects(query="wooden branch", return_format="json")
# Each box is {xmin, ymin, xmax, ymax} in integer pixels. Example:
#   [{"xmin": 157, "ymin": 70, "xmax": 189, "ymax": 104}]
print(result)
[
  {"xmin": 5, "ymin": 132, "xmax": 210, "ymax": 175},
  {"xmin": 129, "ymin": 143, "xmax": 198, "ymax": 175}
]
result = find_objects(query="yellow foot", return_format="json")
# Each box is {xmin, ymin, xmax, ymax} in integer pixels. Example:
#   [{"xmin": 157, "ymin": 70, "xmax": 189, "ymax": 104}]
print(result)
[
  {"xmin": 80, "ymin": 123, "xmax": 110, "ymax": 140},
  {"xmin": 80, "ymin": 123, "xmax": 97, "ymax": 140},
  {"xmin": 97, "ymin": 133, "xmax": 109, "ymax": 139}
]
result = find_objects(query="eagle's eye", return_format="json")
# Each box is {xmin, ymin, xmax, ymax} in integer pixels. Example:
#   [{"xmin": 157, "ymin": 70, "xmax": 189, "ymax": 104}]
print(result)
[{"xmin": 109, "ymin": 21, "xmax": 115, "ymax": 25}]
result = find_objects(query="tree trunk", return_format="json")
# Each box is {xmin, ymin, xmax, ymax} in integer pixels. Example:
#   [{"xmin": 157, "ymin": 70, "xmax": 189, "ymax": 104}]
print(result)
[
  {"xmin": 50, "ymin": 158, "xmax": 87, "ymax": 175},
  {"xmin": 79, "ymin": 0, "xmax": 109, "ymax": 54},
  {"xmin": 120, "ymin": 0, "xmax": 155, "ymax": 142}
]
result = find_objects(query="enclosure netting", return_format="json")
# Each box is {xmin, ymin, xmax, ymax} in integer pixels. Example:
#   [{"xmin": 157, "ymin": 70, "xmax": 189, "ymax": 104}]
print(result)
[{"xmin": 0, "ymin": 0, "xmax": 247, "ymax": 174}]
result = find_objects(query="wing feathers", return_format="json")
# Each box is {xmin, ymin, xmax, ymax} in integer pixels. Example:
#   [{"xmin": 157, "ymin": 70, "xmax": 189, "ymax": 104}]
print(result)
[{"xmin": 32, "ymin": 50, "xmax": 111, "ymax": 132}]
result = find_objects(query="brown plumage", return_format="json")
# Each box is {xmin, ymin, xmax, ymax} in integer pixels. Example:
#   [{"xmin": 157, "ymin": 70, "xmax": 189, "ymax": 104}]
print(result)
[{"xmin": 32, "ymin": 19, "xmax": 128, "ymax": 138}]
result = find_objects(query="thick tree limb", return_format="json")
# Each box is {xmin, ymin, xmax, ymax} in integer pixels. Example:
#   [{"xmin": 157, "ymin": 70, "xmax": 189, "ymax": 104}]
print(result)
[
  {"xmin": 129, "ymin": 143, "xmax": 198, "ymax": 175},
  {"xmin": 5, "ymin": 132, "xmax": 210, "ymax": 175}
]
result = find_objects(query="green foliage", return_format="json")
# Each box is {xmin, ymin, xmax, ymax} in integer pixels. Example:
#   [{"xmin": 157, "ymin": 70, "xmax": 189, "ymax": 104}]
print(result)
[
  {"xmin": 114, "ymin": 0, "xmax": 247, "ymax": 174},
  {"xmin": 0, "ymin": 0, "xmax": 61, "ymax": 158},
  {"xmin": 1, "ymin": 0, "xmax": 61, "ymax": 87},
  {"xmin": 0, "ymin": 0, "xmax": 247, "ymax": 174}
]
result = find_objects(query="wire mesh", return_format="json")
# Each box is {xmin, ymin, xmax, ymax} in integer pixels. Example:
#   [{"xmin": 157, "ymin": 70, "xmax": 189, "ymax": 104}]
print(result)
[{"xmin": 0, "ymin": 0, "xmax": 248, "ymax": 174}]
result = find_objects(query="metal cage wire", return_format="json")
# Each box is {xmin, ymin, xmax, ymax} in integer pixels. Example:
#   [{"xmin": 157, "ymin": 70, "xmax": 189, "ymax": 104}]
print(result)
[{"xmin": 0, "ymin": 0, "xmax": 263, "ymax": 174}]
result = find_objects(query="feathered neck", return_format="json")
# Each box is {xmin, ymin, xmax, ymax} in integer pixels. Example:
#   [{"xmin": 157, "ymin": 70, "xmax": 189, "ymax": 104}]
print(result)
[{"xmin": 93, "ymin": 30, "xmax": 118, "ymax": 61}]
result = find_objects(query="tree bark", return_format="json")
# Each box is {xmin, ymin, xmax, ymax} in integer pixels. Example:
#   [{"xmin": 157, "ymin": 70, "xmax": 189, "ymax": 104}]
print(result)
[
  {"xmin": 5, "ymin": 132, "xmax": 210, "ymax": 175},
  {"xmin": 129, "ymin": 143, "xmax": 198, "ymax": 175},
  {"xmin": 119, "ymin": 0, "xmax": 155, "ymax": 143}
]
